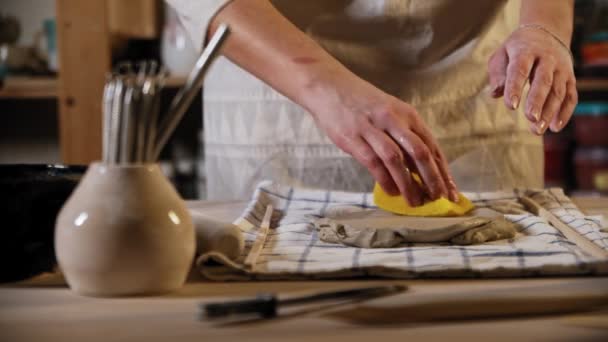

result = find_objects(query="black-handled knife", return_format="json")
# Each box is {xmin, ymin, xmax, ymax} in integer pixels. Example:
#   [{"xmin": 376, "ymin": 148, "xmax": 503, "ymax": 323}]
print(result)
[{"xmin": 199, "ymin": 284, "xmax": 407, "ymax": 320}]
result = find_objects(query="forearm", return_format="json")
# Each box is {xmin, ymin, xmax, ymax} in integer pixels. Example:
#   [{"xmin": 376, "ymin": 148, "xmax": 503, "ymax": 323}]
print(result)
[
  {"xmin": 206, "ymin": 0, "xmax": 457, "ymax": 202},
  {"xmin": 520, "ymin": 0, "xmax": 574, "ymax": 44},
  {"xmin": 208, "ymin": 0, "xmax": 355, "ymax": 114}
]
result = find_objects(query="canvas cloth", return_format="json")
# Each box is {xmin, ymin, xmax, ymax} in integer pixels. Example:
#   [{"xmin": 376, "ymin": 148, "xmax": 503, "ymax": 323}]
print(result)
[{"xmin": 196, "ymin": 181, "xmax": 608, "ymax": 280}]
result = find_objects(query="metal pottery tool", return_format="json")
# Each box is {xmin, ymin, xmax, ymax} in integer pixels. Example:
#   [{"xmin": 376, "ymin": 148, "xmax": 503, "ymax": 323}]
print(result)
[
  {"xmin": 108, "ymin": 77, "xmax": 125, "ymax": 164},
  {"xmin": 199, "ymin": 284, "xmax": 407, "ymax": 320},
  {"xmin": 101, "ymin": 24, "xmax": 229, "ymax": 165},
  {"xmin": 153, "ymin": 24, "xmax": 230, "ymax": 160},
  {"xmin": 102, "ymin": 77, "xmax": 116, "ymax": 162},
  {"xmin": 102, "ymin": 65, "xmax": 165, "ymax": 165},
  {"xmin": 520, "ymin": 195, "xmax": 608, "ymax": 260}
]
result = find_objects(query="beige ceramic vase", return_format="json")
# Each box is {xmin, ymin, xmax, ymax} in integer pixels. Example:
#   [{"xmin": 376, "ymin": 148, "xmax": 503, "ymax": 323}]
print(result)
[{"xmin": 55, "ymin": 163, "xmax": 195, "ymax": 297}]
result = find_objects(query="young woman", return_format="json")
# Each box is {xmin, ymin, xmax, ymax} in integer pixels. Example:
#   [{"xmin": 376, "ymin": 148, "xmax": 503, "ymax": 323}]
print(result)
[{"xmin": 167, "ymin": 0, "xmax": 576, "ymax": 202}]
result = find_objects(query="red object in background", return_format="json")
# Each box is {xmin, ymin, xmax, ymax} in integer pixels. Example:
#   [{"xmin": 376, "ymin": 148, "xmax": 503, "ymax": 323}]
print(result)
[
  {"xmin": 572, "ymin": 103, "xmax": 608, "ymax": 191},
  {"xmin": 574, "ymin": 115, "xmax": 608, "ymax": 146},
  {"xmin": 543, "ymin": 133, "xmax": 570, "ymax": 188},
  {"xmin": 573, "ymin": 103, "xmax": 608, "ymax": 147},
  {"xmin": 581, "ymin": 31, "xmax": 608, "ymax": 67},
  {"xmin": 582, "ymin": 40, "xmax": 608, "ymax": 66},
  {"xmin": 574, "ymin": 147, "xmax": 608, "ymax": 191}
]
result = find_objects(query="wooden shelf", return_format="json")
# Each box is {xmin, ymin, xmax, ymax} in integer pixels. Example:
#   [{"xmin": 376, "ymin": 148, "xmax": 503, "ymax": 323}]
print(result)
[
  {"xmin": 0, "ymin": 77, "xmax": 58, "ymax": 99},
  {"xmin": 2, "ymin": 76, "xmax": 600, "ymax": 99},
  {"xmin": 577, "ymin": 78, "xmax": 608, "ymax": 92},
  {"xmin": 164, "ymin": 76, "xmax": 187, "ymax": 88},
  {"xmin": 107, "ymin": 0, "xmax": 160, "ymax": 39},
  {"xmin": 0, "ymin": 75, "xmax": 185, "ymax": 100}
]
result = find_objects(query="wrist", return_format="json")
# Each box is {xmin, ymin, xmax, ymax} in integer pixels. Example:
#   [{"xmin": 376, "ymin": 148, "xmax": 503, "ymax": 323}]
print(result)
[
  {"xmin": 295, "ymin": 61, "xmax": 356, "ymax": 116},
  {"xmin": 516, "ymin": 24, "xmax": 574, "ymax": 63},
  {"xmin": 517, "ymin": 21, "xmax": 572, "ymax": 48},
  {"xmin": 519, "ymin": 0, "xmax": 574, "ymax": 45}
]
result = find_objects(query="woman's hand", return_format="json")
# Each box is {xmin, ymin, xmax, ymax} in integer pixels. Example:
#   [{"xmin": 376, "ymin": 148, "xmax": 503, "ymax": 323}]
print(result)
[
  {"xmin": 303, "ymin": 72, "xmax": 459, "ymax": 206},
  {"xmin": 207, "ymin": 0, "xmax": 458, "ymax": 205},
  {"xmin": 488, "ymin": 26, "xmax": 577, "ymax": 134}
]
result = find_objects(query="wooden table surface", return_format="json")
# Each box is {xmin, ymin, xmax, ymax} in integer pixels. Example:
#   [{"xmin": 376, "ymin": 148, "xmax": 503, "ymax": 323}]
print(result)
[{"xmin": 1, "ymin": 198, "xmax": 607, "ymax": 342}]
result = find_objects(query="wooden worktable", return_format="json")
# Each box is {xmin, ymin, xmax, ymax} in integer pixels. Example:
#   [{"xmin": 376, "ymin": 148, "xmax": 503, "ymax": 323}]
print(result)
[{"xmin": 1, "ymin": 198, "xmax": 607, "ymax": 342}]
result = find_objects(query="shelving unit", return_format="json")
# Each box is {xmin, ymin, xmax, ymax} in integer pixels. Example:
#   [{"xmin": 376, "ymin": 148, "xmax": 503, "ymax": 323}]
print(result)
[
  {"xmin": 2, "ymin": 76, "xmax": 603, "ymax": 101},
  {"xmin": 164, "ymin": 76, "xmax": 187, "ymax": 88},
  {"xmin": 0, "ymin": 77, "xmax": 58, "ymax": 99},
  {"xmin": 2, "ymin": 0, "xmax": 607, "ymax": 166},
  {"xmin": 576, "ymin": 78, "xmax": 608, "ymax": 92},
  {"xmin": 0, "ymin": 75, "xmax": 186, "ymax": 100},
  {"xmin": 53, "ymin": 0, "xmax": 166, "ymax": 164}
]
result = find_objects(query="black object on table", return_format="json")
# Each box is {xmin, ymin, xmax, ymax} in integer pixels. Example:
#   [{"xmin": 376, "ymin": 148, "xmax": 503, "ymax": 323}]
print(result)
[
  {"xmin": 200, "ymin": 285, "xmax": 407, "ymax": 320},
  {"xmin": 0, "ymin": 164, "xmax": 86, "ymax": 283}
]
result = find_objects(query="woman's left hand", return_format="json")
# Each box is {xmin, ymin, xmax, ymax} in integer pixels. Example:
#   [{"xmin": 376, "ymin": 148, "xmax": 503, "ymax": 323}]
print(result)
[{"xmin": 487, "ymin": 26, "xmax": 577, "ymax": 134}]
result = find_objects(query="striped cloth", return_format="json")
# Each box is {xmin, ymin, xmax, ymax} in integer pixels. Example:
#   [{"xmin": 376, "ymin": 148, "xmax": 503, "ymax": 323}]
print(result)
[{"xmin": 196, "ymin": 181, "xmax": 608, "ymax": 280}]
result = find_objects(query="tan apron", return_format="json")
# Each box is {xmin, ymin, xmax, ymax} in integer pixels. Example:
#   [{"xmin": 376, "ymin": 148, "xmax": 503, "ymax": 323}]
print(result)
[{"xmin": 167, "ymin": 0, "xmax": 543, "ymax": 200}]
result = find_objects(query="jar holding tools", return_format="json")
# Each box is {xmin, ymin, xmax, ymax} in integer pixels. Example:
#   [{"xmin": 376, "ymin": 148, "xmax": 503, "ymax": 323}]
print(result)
[{"xmin": 54, "ymin": 25, "xmax": 229, "ymax": 297}]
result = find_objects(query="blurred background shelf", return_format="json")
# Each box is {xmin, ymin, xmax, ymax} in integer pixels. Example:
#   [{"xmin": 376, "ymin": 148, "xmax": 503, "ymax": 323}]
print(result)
[
  {"xmin": 1, "ymin": 0, "xmax": 607, "ymax": 199},
  {"xmin": 164, "ymin": 76, "xmax": 186, "ymax": 88},
  {"xmin": 0, "ymin": 76, "xmax": 57, "ymax": 99},
  {"xmin": 0, "ymin": 75, "xmax": 186, "ymax": 100},
  {"xmin": 0, "ymin": 76, "xmax": 603, "ymax": 100},
  {"xmin": 577, "ymin": 78, "xmax": 608, "ymax": 92}
]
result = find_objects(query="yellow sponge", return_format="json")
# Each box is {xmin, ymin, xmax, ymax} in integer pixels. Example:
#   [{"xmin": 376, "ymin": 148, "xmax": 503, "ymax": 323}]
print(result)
[{"xmin": 373, "ymin": 182, "xmax": 474, "ymax": 217}]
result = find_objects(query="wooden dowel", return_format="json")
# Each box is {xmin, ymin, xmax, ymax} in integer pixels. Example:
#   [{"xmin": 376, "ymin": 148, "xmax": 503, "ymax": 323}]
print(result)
[
  {"xmin": 244, "ymin": 205, "xmax": 274, "ymax": 270},
  {"xmin": 520, "ymin": 196, "xmax": 608, "ymax": 260}
]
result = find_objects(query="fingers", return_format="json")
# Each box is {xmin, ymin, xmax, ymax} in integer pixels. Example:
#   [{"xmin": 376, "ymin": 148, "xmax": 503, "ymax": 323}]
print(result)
[
  {"xmin": 525, "ymin": 60, "xmax": 554, "ymax": 124},
  {"xmin": 389, "ymin": 128, "xmax": 449, "ymax": 201},
  {"xmin": 411, "ymin": 124, "xmax": 459, "ymax": 202},
  {"xmin": 369, "ymin": 104, "xmax": 455, "ymax": 203},
  {"xmin": 487, "ymin": 47, "xmax": 508, "ymax": 98},
  {"xmin": 493, "ymin": 30, "xmax": 578, "ymax": 134},
  {"xmin": 346, "ymin": 136, "xmax": 400, "ymax": 197},
  {"xmin": 550, "ymin": 80, "xmax": 578, "ymax": 132},
  {"xmin": 504, "ymin": 51, "xmax": 535, "ymax": 111},
  {"xmin": 532, "ymin": 70, "xmax": 567, "ymax": 135},
  {"xmin": 432, "ymin": 149, "xmax": 459, "ymax": 202},
  {"xmin": 363, "ymin": 127, "xmax": 425, "ymax": 206}
]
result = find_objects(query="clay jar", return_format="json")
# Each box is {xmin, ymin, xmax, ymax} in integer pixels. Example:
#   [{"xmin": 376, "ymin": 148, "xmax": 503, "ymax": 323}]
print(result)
[{"xmin": 55, "ymin": 163, "xmax": 195, "ymax": 297}]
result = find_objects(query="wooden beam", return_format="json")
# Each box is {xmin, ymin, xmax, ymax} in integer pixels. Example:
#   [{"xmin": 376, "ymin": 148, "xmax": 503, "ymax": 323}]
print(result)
[
  {"xmin": 55, "ymin": 0, "xmax": 111, "ymax": 164},
  {"xmin": 0, "ymin": 77, "xmax": 57, "ymax": 99},
  {"xmin": 107, "ymin": 0, "xmax": 161, "ymax": 39}
]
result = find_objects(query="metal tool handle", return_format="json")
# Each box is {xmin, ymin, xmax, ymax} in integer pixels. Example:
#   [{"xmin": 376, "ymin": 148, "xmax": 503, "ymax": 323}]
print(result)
[
  {"xmin": 201, "ymin": 294, "xmax": 278, "ymax": 320},
  {"xmin": 153, "ymin": 24, "xmax": 230, "ymax": 160},
  {"xmin": 199, "ymin": 285, "xmax": 407, "ymax": 321},
  {"xmin": 109, "ymin": 79, "xmax": 125, "ymax": 164},
  {"xmin": 120, "ymin": 80, "xmax": 136, "ymax": 164},
  {"xmin": 102, "ymin": 78, "xmax": 116, "ymax": 163}
]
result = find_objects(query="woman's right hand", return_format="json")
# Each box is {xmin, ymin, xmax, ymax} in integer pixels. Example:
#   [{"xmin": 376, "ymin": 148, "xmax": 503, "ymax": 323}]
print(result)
[
  {"xmin": 204, "ymin": 0, "xmax": 458, "ymax": 206},
  {"xmin": 301, "ymin": 70, "xmax": 459, "ymax": 206}
]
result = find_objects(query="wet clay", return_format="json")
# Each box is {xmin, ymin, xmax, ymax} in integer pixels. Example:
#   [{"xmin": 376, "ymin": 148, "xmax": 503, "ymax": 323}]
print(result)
[{"xmin": 314, "ymin": 207, "xmax": 517, "ymax": 248}]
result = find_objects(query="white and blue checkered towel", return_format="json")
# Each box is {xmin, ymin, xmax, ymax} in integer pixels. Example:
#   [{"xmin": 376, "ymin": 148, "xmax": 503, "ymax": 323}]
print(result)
[{"xmin": 197, "ymin": 181, "xmax": 608, "ymax": 280}]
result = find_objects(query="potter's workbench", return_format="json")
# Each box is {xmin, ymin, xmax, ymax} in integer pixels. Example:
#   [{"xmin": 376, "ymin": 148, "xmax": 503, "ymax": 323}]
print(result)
[{"xmin": 1, "ymin": 198, "xmax": 607, "ymax": 342}]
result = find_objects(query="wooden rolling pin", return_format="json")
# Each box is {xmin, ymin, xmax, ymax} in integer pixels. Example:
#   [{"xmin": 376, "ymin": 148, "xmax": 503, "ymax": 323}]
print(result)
[
  {"xmin": 191, "ymin": 212, "xmax": 244, "ymax": 261},
  {"xmin": 520, "ymin": 196, "xmax": 608, "ymax": 260}
]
